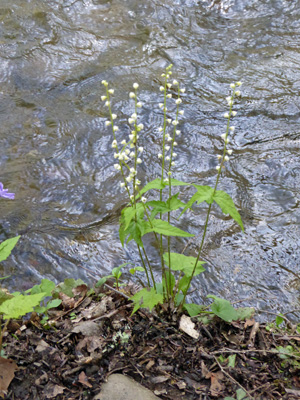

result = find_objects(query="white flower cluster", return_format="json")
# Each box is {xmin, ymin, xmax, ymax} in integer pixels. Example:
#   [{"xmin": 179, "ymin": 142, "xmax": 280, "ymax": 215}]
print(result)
[
  {"xmin": 216, "ymin": 81, "xmax": 242, "ymax": 172},
  {"xmin": 157, "ymin": 65, "xmax": 186, "ymax": 176},
  {"xmin": 101, "ymin": 80, "xmax": 145, "ymax": 200}
]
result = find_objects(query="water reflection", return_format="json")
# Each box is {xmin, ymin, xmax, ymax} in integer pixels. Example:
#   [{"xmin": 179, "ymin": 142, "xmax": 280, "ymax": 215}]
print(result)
[{"xmin": 0, "ymin": 0, "xmax": 299, "ymax": 318}]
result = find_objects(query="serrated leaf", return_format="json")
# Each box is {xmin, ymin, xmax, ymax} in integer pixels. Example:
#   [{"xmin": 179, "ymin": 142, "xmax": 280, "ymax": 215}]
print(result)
[
  {"xmin": 29, "ymin": 279, "xmax": 55, "ymax": 296},
  {"xmin": 149, "ymin": 220, "xmax": 194, "ymax": 238},
  {"xmin": 0, "ymin": 293, "xmax": 46, "ymax": 319},
  {"xmin": 207, "ymin": 295, "xmax": 239, "ymax": 322},
  {"xmin": 184, "ymin": 303, "xmax": 204, "ymax": 317},
  {"xmin": 56, "ymin": 278, "xmax": 85, "ymax": 298},
  {"xmin": 0, "ymin": 236, "xmax": 20, "ymax": 262},
  {"xmin": 163, "ymin": 252, "xmax": 205, "ymax": 276},
  {"xmin": 235, "ymin": 307, "xmax": 255, "ymax": 321},
  {"xmin": 213, "ymin": 190, "xmax": 244, "ymax": 231},
  {"xmin": 130, "ymin": 288, "xmax": 163, "ymax": 314},
  {"xmin": 138, "ymin": 178, "xmax": 190, "ymax": 199},
  {"xmin": 180, "ymin": 186, "xmax": 214, "ymax": 215}
]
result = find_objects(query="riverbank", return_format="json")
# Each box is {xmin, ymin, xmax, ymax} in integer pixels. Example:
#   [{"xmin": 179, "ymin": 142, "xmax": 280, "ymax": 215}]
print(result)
[{"xmin": 1, "ymin": 282, "xmax": 300, "ymax": 399}]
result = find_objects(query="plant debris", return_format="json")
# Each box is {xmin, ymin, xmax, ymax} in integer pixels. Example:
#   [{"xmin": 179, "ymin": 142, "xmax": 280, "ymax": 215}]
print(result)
[{"xmin": 2, "ymin": 283, "xmax": 300, "ymax": 399}]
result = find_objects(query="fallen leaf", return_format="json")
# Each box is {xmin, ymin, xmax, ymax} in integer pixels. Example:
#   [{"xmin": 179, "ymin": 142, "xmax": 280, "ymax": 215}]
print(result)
[
  {"xmin": 44, "ymin": 383, "xmax": 65, "ymax": 398},
  {"xmin": 78, "ymin": 371, "xmax": 92, "ymax": 388},
  {"xmin": 0, "ymin": 356, "xmax": 18, "ymax": 398},
  {"xmin": 210, "ymin": 371, "xmax": 224, "ymax": 397},
  {"xmin": 151, "ymin": 375, "xmax": 169, "ymax": 384},
  {"xmin": 179, "ymin": 315, "xmax": 200, "ymax": 339}
]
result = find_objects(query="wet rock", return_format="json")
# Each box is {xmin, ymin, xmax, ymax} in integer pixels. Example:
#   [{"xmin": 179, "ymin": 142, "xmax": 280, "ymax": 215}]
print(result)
[{"xmin": 93, "ymin": 373, "xmax": 160, "ymax": 400}]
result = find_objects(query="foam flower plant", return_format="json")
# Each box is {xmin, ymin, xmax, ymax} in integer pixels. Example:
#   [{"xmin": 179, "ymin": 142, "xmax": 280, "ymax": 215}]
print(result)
[{"xmin": 102, "ymin": 71, "xmax": 244, "ymax": 316}]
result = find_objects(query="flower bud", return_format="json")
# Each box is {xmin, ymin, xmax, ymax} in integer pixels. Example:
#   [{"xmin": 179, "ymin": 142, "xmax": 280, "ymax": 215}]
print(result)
[{"xmin": 133, "ymin": 83, "xmax": 139, "ymax": 89}]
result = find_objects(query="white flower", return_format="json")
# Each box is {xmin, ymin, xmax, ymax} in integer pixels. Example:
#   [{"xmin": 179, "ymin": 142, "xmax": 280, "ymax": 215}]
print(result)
[
  {"xmin": 175, "ymin": 99, "xmax": 182, "ymax": 105},
  {"xmin": 236, "ymin": 81, "xmax": 243, "ymax": 86},
  {"xmin": 168, "ymin": 71, "xmax": 172, "ymax": 75},
  {"xmin": 112, "ymin": 114, "xmax": 117, "ymax": 119},
  {"xmin": 235, "ymin": 90, "xmax": 241, "ymax": 96},
  {"xmin": 165, "ymin": 145, "xmax": 170, "ymax": 151},
  {"xmin": 232, "ymin": 111, "xmax": 237, "ymax": 116},
  {"xmin": 167, "ymin": 119, "xmax": 172, "ymax": 124},
  {"xmin": 172, "ymin": 120, "xmax": 178, "ymax": 126},
  {"xmin": 159, "ymin": 103, "xmax": 164, "ymax": 109},
  {"xmin": 179, "ymin": 110, "xmax": 184, "ymax": 115},
  {"xmin": 130, "ymin": 143, "xmax": 135, "ymax": 148},
  {"xmin": 114, "ymin": 152, "xmax": 119, "ymax": 159},
  {"xmin": 120, "ymin": 182, "xmax": 125, "ymax": 188},
  {"xmin": 121, "ymin": 139, "xmax": 127, "ymax": 145},
  {"xmin": 216, "ymin": 165, "xmax": 221, "ymax": 171},
  {"xmin": 126, "ymin": 176, "xmax": 132, "ymax": 183},
  {"xmin": 105, "ymin": 121, "xmax": 111, "ymax": 126},
  {"xmin": 180, "ymin": 88, "xmax": 186, "ymax": 93},
  {"xmin": 166, "ymin": 94, "xmax": 172, "ymax": 98},
  {"xmin": 230, "ymin": 83, "xmax": 236, "ymax": 89},
  {"xmin": 224, "ymin": 112, "xmax": 229, "ymax": 118},
  {"xmin": 133, "ymin": 83, "xmax": 139, "ymax": 89},
  {"xmin": 113, "ymin": 126, "xmax": 119, "ymax": 132},
  {"xmin": 129, "ymin": 92, "xmax": 135, "ymax": 98},
  {"xmin": 141, "ymin": 197, "xmax": 147, "ymax": 203},
  {"xmin": 112, "ymin": 140, "xmax": 117, "ymax": 148},
  {"xmin": 125, "ymin": 149, "xmax": 130, "ymax": 155},
  {"xmin": 129, "ymin": 134, "xmax": 134, "ymax": 140},
  {"xmin": 173, "ymin": 141, "xmax": 178, "ymax": 146},
  {"xmin": 167, "ymin": 136, "xmax": 172, "ymax": 142},
  {"xmin": 160, "ymin": 86, "xmax": 164, "ymax": 92},
  {"xmin": 164, "ymin": 178, "xmax": 169, "ymax": 183},
  {"xmin": 165, "ymin": 133, "xmax": 170, "ymax": 139},
  {"xmin": 173, "ymin": 80, "xmax": 178, "ymax": 85},
  {"xmin": 167, "ymin": 83, "xmax": 172, "ymax": 88},
  {"xmin": 161, "ymin": 73, "xmax": 165, "ymax": 77},
  {"xmin": 136, "ymin": 179, "xmax": 141, "ymax": 185},
  {"xmin": 138, "ymin": 147, "xmax": 143, "ymax": 152},
  {"xmin": 173, "ymin": 152, "xmax": 177, "ymax": 158},
  {"xmin": 118, "ymin": 153, "xmax": 124, "ymax": 160},
  {"xmin": 124, "ymin": 155, "xmax": 129, "ymax": 161},
  {"xmin": 176, "ymin": 130, "xmax": 181, "ymax": 135},
  {"xmin": 137, "ymin": 123, "xmax": 144, "ymax": 130},
  {"xmin": 129, "ymin": 151, "xmax": 135, "ymax": 157},
  {"xmin": 137, "ymin": 102, "xmax": 142, "ymax": 108},
  {"xmin": 105, "ymin": 100, "xmax": 110, "ymax": 107},
  {"xmin": 227, "ymin": 149, "xmax": 233, "ymax": 155},
  {"xmin": 101, "ymin": 95, "xmax": 107, "ymax": 101},
  {"xmin": 108, "ymin": 89, "xmax": 114, "ymax": 94},
  {"xmin": 226, "ymin": 96, "xmax": 231, "ymax": 103},
  {"xmin": 224, "ymin": 155, "xmax": 229, "ymax": 161},
  {"xmin": 114, "ymin": 163, "xmax": 121, "ymax": 170},
  {"xmin": 158, "ymin": 127, "xmax": 163, "ymax": 132},
  {"xmin": 171, "ymin": 161, "xmax": 175, "ymax": 166},
  {"xmin": 229, "ymin": 126, "xmax": 235, "ymax": 132},
  {"xmin": 158, "ymin": 153, "xmax": 163, "ymax": 158},
  {"xmin": 131, "ymin": 113, "xmax": 137, "ymax": 120},
  {"xmin": 167, "ymin": 171, "xmax": 172, "ymax": 176},
  {"xmin": 221, "ymin": 134, "xmax": 226, "ymax": 140},
  {"xmin": 130, "ymin": 195, "xmax": 134, "ymax": 200},
  {"xmin": 128, "ymin": 118, "xmax": 134, "ymax": 124},
  {"xmin": 226, "ymin": 138, "xmax": 230, "ymax": 144},
  {"xmin": 101, "ymin": 80, "xmax": 108, "ymax": 86},
  {"xmin": 166, "ymin": 156, "xmax": 170, "ymax": 161},
  {"xmin": 217, "ymin": 155, "xmax": 222, "ymax": 159},
  {"xmin": 137, "ymin": 158, "xmax": 142, "ymax": 164}
]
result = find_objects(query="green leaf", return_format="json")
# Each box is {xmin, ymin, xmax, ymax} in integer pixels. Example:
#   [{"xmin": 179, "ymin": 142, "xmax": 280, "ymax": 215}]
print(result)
[
  {"xmin": 177, "ymin": 275, "xmax": 190, "ymax": 293},
  {"xmin": 55, "ymin": 278, "xmax": 85, "ymax": 298},
  {"xmin": 228, "ymin": 354, "xmax": 236, "ymax": 368},
  {"xmin": 45, "ymin": 298, "xmax": 62, "ymax": 311},
  {"xmin": 138, "ymin": 178, "xmax": 190, "ymax": 198},
  {"xmin": 129, "ymin": 266, "xmax": 144, "ymax": 275},
  {"xmin": 235, "ymin": 307, "xmax": 255, "ymax": 321},
  {"xmin": 180, "ymin": 185, "xmax": 214, "ymax": 215},
  {"xmin": 163, "ymin": 252, "xmax": 205, "ymax": 277},
  {"xmin": 147, "ymin": 193, "xmax": 186, "ymax": 219},
  {"xmin": 0, "ymin": 275, "xmax": 11, "ymax": 281},
  {"xmin": 207, "ymin": 295, "xmax": 239, "ymax": 322},
  {"xmin": 276, "ymin": 314, "xmax": 284, "ymax": 327},
  {"xmin": 213, "ymin": 190, "xmax": 244, "ymax": 231},
  {"xmin": 95, "ymin": 276, "xmax": 112, "ymax": 287},
  {"xmin": 28, "ymin": 279, "xmax": 56, "ymax": 297},
  {"xmin": 236, "ymin": 388, "xmax": 248, "ymax": 400},
  {"xmin": 0, "ymin": 293, "xmax": 46, "ymax": 319},
  {"xmin": 149, "ymin": 220, "xmax": 194, "ymax": 238},
  {"xmin": 184, "ymin": 303, "xmax": 204, "ymax": 317},
  {"xmin": 0, "ymin": 236, "xmax": 21, "ymax": 262},
  {"xmin": 0, "ymin": 289, "xmax": 13, "ymax": 306},
  {"xmin": 130, "ymin": 288, "xmax": 163, "ymax": 314}
]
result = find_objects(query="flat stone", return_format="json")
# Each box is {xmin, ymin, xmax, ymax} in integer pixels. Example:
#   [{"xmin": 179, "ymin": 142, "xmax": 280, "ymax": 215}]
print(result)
[{"xmin": 93, "ymin": 373, "xmax": 160, "ymax": 400}]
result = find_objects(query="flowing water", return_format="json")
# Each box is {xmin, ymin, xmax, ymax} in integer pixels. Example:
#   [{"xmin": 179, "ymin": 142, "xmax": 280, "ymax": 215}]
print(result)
[{"xmin": 0, "ymin": 0, "xmax": 299, "ymax": 319}]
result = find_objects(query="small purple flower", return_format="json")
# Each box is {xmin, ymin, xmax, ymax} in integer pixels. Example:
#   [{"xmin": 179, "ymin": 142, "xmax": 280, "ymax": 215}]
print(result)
[{"xmin": 0, "ymin": 182, "xmax": 15, "ymax": 199}]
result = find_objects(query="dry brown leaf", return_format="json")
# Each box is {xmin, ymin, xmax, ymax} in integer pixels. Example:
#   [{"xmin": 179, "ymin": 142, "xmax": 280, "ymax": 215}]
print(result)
[
  {"xmin": 78, "ymin": 371, "xmax": 92, "ymax": 388},
  {"xmin": 210, "ymin": 371, "xmax": 224, "ymax": 397},
  {"xmin": 244, "ymin": 318, "xmax": 255, "ymax": 329},
  {"xmin": 72, "ymin": 284, "xmax": 88, "ymax": 297},
  {"xmin": 179, "ymin": 315, "xmax": 200, "ymax": 339},
  {"xmin": 151, "ymin": 375, "xmax": 169, "ymax": 384},
  {"xmin": 0, "ymin": 357, "xmax": 18, "ymax": 398},
  {"xmin": 59, "ymin": 292, "xmax": 75, "ymax": 310},
  {"xmin": 44, "ymin": 383, "xmax": 65, "ymax": 398}
]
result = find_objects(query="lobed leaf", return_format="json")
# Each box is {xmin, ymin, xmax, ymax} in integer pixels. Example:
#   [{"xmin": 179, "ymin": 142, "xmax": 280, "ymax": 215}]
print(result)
[
  {"xmin": 130, "ymin": 287, "xmax": 163, "ymax": 314},
  {"xmin": 0, "ymin": 293, "xmax": 46, "ymax": 320},
  {"xmin": 180, "ymin": 185, "xmax": 214, "ymax": 215}
]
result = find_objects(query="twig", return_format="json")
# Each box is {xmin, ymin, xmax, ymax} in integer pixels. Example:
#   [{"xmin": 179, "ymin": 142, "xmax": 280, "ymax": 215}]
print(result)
[
  {"xmin": 211, "ymin": 348, "xmax": 300, "ymax": 360},
  {"xmin": 213, "ymin": 355, "xmax": 254, "ymax": 399},
  {"xmin": 104, "ymin": 283, "xmax": 130, "ymax": 299}
]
